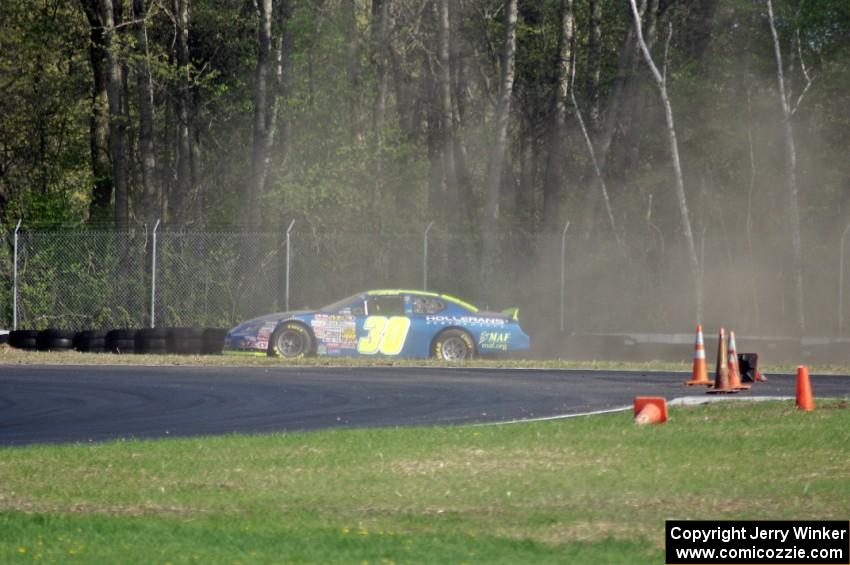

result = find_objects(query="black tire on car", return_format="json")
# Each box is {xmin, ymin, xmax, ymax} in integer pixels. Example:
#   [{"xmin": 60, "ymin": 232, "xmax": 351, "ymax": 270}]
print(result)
[
  {"xmin": 9, "ymin": 330, "xmax": 40, "ymax": 350},
  {"xmin": 106, "ymin": 329, "xmax": 139, "ymax": 354},
  {"xmin": 432, "ymin": 329, "xmax": 475, "ymax": 361},
  {"xmin": 167, "ymin": 327, "xmax": 204, "ymax": 355},
  {"xmin": 201, "ymin": 328, "xmax": 228, "ymax": 355},
  {"xmin": 36, "ymin": 329, "xmax": 76, "ymax": 351},
  {"xmin": 74, "ymin": 330, "xmax": 107, "ymax": 353},
  {"xmin": 136, "ymin": 328, "xmax": 168, "ymax": 354},
  {"xmin": 268, "ymin": 322, "xmax": 314, "ymax": 358}
]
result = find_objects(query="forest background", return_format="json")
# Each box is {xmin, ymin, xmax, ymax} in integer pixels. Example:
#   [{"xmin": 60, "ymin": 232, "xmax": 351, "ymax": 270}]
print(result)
[{"xmin": 0, "ymin": 0, "xmax": 848, "ymax": 339}]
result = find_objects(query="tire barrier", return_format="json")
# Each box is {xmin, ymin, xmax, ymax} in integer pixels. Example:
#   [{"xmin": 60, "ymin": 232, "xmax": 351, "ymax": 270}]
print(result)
[
  {"xmin": 74, "ymin": 330, "xmax": 107, "ymax": 353},
  {"xmin": 136, "ymin": 328, "xmax": 168, "ymax": 354},
  {"xmin": 202, "ymin": 328, "xmax": 228, "ymax": 355},
  {"xmin": 36, "ymin": 329, "xmax": 76, "ymax": 352},
  {"xmin": 6, "ymin": 327, "xmax": 229, "ymax": 356},
  {"xmin": 167, "ymin": 327, "xmax": 205, "ymax": 355},
  {"xmin": 9, "ymin": 330, "xmax": 40, "ymax": 350},
  {"xmin": 105, "ymin": 329, "xmax": 138, "ymax": 354}
]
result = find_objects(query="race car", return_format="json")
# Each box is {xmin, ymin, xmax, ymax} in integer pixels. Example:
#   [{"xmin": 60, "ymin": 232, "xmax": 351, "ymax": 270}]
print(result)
[{"xmin": 224, "ymin": 289, "xmax": 530, "ymax": 360}]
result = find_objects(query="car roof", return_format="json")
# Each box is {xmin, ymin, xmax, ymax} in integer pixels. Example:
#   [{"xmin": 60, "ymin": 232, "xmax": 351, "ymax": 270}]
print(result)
[{"xmin": 366, "ymin": 289, "xmax": 479, "ymax": 313}]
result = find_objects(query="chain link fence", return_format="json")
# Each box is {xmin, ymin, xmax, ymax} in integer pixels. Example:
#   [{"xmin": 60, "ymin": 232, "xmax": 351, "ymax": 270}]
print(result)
[
  {"xmin": 154, "ymin": 231, "xmax": 285, "ymax": 328},
  {"xmin": 14, "ymin": 230, "xmax": 148, "ymax": 330},
  {"xmin": 2, "ymin": 222, "xmax": 849, "ymax": 343}
]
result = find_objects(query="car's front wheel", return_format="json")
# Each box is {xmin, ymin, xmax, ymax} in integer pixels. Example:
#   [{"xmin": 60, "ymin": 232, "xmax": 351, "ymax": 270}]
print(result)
[
  {"xmin": 268, "ymin": 322, "xmax": 314, "ymax": 358},
  {"xmin": 432, "ymin": 329, "xmax": 475, "ymax": 361}
]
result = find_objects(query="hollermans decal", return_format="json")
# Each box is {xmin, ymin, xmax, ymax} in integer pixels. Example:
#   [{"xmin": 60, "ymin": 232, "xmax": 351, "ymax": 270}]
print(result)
[{"xmin": 425, "ymin": 315, "xmax": 507, "ymax": 327}]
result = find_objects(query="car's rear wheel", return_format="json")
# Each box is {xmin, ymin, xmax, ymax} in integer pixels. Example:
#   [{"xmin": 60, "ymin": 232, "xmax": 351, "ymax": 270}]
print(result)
[
  {"xmin": 432, "ymin": 329, "xmax": 475, "ymax": 361},
  {"xmin": 268, "ymin": 322, "xmax": 314, "ymax": 358}
]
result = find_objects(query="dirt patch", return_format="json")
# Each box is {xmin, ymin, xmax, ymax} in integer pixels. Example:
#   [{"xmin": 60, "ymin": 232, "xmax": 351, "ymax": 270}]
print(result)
[{"xmin": 0, "ymin": 494, "xmax": 210, "ymax": 518}]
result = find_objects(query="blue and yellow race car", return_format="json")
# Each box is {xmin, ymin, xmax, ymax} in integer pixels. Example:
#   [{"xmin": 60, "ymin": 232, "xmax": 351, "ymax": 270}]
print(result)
[{"xmin": 224, "ymin": 289, "xmax": 530, "ymax": 360}]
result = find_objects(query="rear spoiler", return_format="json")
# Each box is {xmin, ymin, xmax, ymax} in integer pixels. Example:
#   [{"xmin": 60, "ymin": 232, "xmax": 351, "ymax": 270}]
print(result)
[{"xmin": 501, "ymin": 307, "xmax": 519, "ymax": 321}]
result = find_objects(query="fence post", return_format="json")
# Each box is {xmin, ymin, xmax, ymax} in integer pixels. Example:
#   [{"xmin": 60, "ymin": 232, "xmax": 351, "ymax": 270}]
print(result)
[
  {"xmin": 560, "ymin": 221, "xmax": 570, "ymax": 333},
  {"xmin": 840, "ymin": 222, "xmax": 850, "ymax": 335},
  {"xmin": 423, "ymin": 221, "xmax": 434, "ymax": 291},
  {"xmin": 150, "ymin": 219, "xmax": 160, "ymax": 328},
  {"xmin": 285, "ymin": 220, "xmax": 295, "ymax": 311},
  {"xmin": 12, "ymin": 219, "xmax": 22, "ymax": 330}
]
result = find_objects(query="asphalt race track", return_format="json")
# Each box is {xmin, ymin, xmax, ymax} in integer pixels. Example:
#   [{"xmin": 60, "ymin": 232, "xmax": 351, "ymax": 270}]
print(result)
[{"xmin": 1, "ymin": 365, "xmax": 848, "ymax": 446}]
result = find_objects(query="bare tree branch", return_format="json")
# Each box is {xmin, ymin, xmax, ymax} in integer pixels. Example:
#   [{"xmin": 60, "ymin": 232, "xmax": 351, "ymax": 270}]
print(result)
[
  {"xmin": 791, "ymin": 27, "xmax": 815, "ymax": 115},
  {"xmin": 569, "ymin": 62, "xmax": 625, "ymax": 257},
  {"xmin": 628, "ymin": 0, "xmax": 702, "ymax": 321},
  {"xmin": 767, "ymin": 0, "xmax": 806, "ymax": 333}
]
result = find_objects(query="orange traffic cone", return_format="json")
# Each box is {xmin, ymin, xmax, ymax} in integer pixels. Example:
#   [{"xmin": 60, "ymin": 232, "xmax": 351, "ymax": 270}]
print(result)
[
  {"xmin": 708, "ymin": 328, "xmax": 737, "ymax": 394},
  {"xmin": 634, "ymin": 396, "xmax": 667, "ymax": 425},
  {"xmin": 796, "ymin": 366, "xmax": 814, "ymax": 411},
  {"xmin": 685, "ymin": 325, "xmax": 711, "ymax": 386},
  {"xmin": 727, "ymin": 331, "xmax": 751, "ymax": 391}
]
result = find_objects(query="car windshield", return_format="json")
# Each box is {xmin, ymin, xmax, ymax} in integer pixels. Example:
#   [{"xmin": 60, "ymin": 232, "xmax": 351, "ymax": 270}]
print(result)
[{"xmin": 320, "ymin": 293, "xmax": 363, "ymax": 313}]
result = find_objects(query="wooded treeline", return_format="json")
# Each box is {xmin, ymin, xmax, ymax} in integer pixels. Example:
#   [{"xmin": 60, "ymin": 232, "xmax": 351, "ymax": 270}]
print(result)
[{"xmin": 1, "ymin": 0, "xmax": 849, "ymax": 330}]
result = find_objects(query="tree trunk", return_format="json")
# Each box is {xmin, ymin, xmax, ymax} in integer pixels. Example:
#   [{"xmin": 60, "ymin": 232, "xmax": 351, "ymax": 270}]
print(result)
[
  {"xmin": 133, "ymin": 0, "xmax": 159, "ymax": 228},
  {"xmin": 618, "ymin": 0, "xmax": 659, "ymax": 171},
  {"xmin": 389, "ymin": 33, "xmax": 413, "ymax": 140},
  {"xmin": 371, "ymin": 0, "xmax": 391, "ymax": 212},
  {"xmin": 542, "ymin": 0, "xmax": 574, "ymax": 227},
  {"xmin": 586, "ymin": 0, "xmax": 603, "ymax": 131},
  {"xmin": 480, "ymin": 0, "xmax": 517, "ymax": 286},
  {"xmin": 436, "ymin": 0, "xmax": 459, "ymax": 223},
  {"xmin": 571, "ymin": 66, "xmax": 624, "ymax": 256},
  {"xmin": 451, "ymin": 9, "xmax": 475, "ymax": 219},
  {"xmin": 276, "ymin": 0, "xmax": 295, "ymax": 169},
  {"xmin": 172, "ymin": 0, "xmax": 193, "ymax": 225},
  {"xmin": 483, "ymin": 0, "xmax": 518, "ymax": 227},
  {"xmin": 767, "ymin": 0, "xmax": 805, "ymax": 334},
  {"xmin": 79, "ymin": 0, "xmax": 112, "ymax": 225},
  {"xmin": 344, "ymin": 0, "xmax": 361, "ymax": 139},
  {"xmin": 516, "ymin": 127, "xmax": 538, "ymax": 223},
  {"xmin": 248, "ymin": 0, "xmax": 274, "ymax": 228},
  {"xmin": 745, "ymin": 91, "xmax": 762, "ymax": 333},
  {"xmin": 249, "ymin": 0, "xmax": 290, "ymax": 228},
  {"xmin": 100, "ymin": 0, "xmax": 128, "ymax": 230},
  {"xmin": 628, "ymin": 0, "xmax": 702, "ymax": 322},
  {"xmin": 372, "ymin": 0, "xmax": 390, "ymax": 135},
  {"xmin": 596, "ymin": 0, "xmax": 649, "ymax": 171}
]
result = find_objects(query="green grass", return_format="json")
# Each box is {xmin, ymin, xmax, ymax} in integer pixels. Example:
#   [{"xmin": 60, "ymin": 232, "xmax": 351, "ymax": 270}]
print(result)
[
  {"xmin": 3, "ymin": 344, "xmax": 850, "ymax": 376},
  {"xmin": 2, "ymin": 400, "xmax": 849, "ymax": 563}
]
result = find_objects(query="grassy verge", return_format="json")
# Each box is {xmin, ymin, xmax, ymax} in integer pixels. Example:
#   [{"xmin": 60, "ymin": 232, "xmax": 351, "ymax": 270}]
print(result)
[
  {"xmin": 2, "ymin": 400, "xmax": 849, "ymax": 563},
  {"xmin": 2, "ymin": 344, "xmax": 849, "ymax": 376}
]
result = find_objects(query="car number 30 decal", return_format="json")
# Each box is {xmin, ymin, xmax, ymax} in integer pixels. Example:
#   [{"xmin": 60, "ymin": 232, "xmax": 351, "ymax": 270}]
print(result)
[{"xmin": 357, "ymin": 316, "xmax": 411, "ymax": 355}]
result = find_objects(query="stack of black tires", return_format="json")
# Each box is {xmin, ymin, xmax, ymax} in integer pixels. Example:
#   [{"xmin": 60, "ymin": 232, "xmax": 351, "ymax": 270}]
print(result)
[{"xmin": 7, "ymin": 327, "xmax": 228, "ymax": 355}]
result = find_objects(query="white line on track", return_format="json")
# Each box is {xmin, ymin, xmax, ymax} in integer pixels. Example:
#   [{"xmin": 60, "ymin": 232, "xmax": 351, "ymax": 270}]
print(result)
[{"xmin": 483, "ymin": 395, "xmax": 796, "ymax": 426}]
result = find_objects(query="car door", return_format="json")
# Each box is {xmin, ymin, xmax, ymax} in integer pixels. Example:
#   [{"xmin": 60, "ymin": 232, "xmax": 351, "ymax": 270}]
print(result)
[
  {"xmin": 355, "ymin": 294, "xmax": 412, "ymax": 356},
  {"xmin": 406, "ymin": 294, "xmax": 450, "ymax": 357}
]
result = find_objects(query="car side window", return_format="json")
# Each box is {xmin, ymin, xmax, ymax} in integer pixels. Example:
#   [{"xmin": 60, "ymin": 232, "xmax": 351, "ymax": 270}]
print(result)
[
  {"xmin": 365, "ymin": 296, "xmax": 405, "ymax": 316},
  {"xmin": 412, "ymin": 296, "xmax": 445, "ymax": 315}
]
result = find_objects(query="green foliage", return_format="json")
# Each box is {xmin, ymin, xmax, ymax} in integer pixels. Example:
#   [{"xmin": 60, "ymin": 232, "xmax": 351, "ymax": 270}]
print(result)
[
  {"xmin": 2, "ymin": 0, "xmax": 850, "ymax": 333},
  {"xmin": 0, "ymin": 0, "xmax": 91, "ymax": 226},
  {"xmin": 15, "ymin": 232, "xmax": 147, "ymax": 330},
  {"xmin": 0, "ymin": 0, "xmax": 847, "ymax": 231}
]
